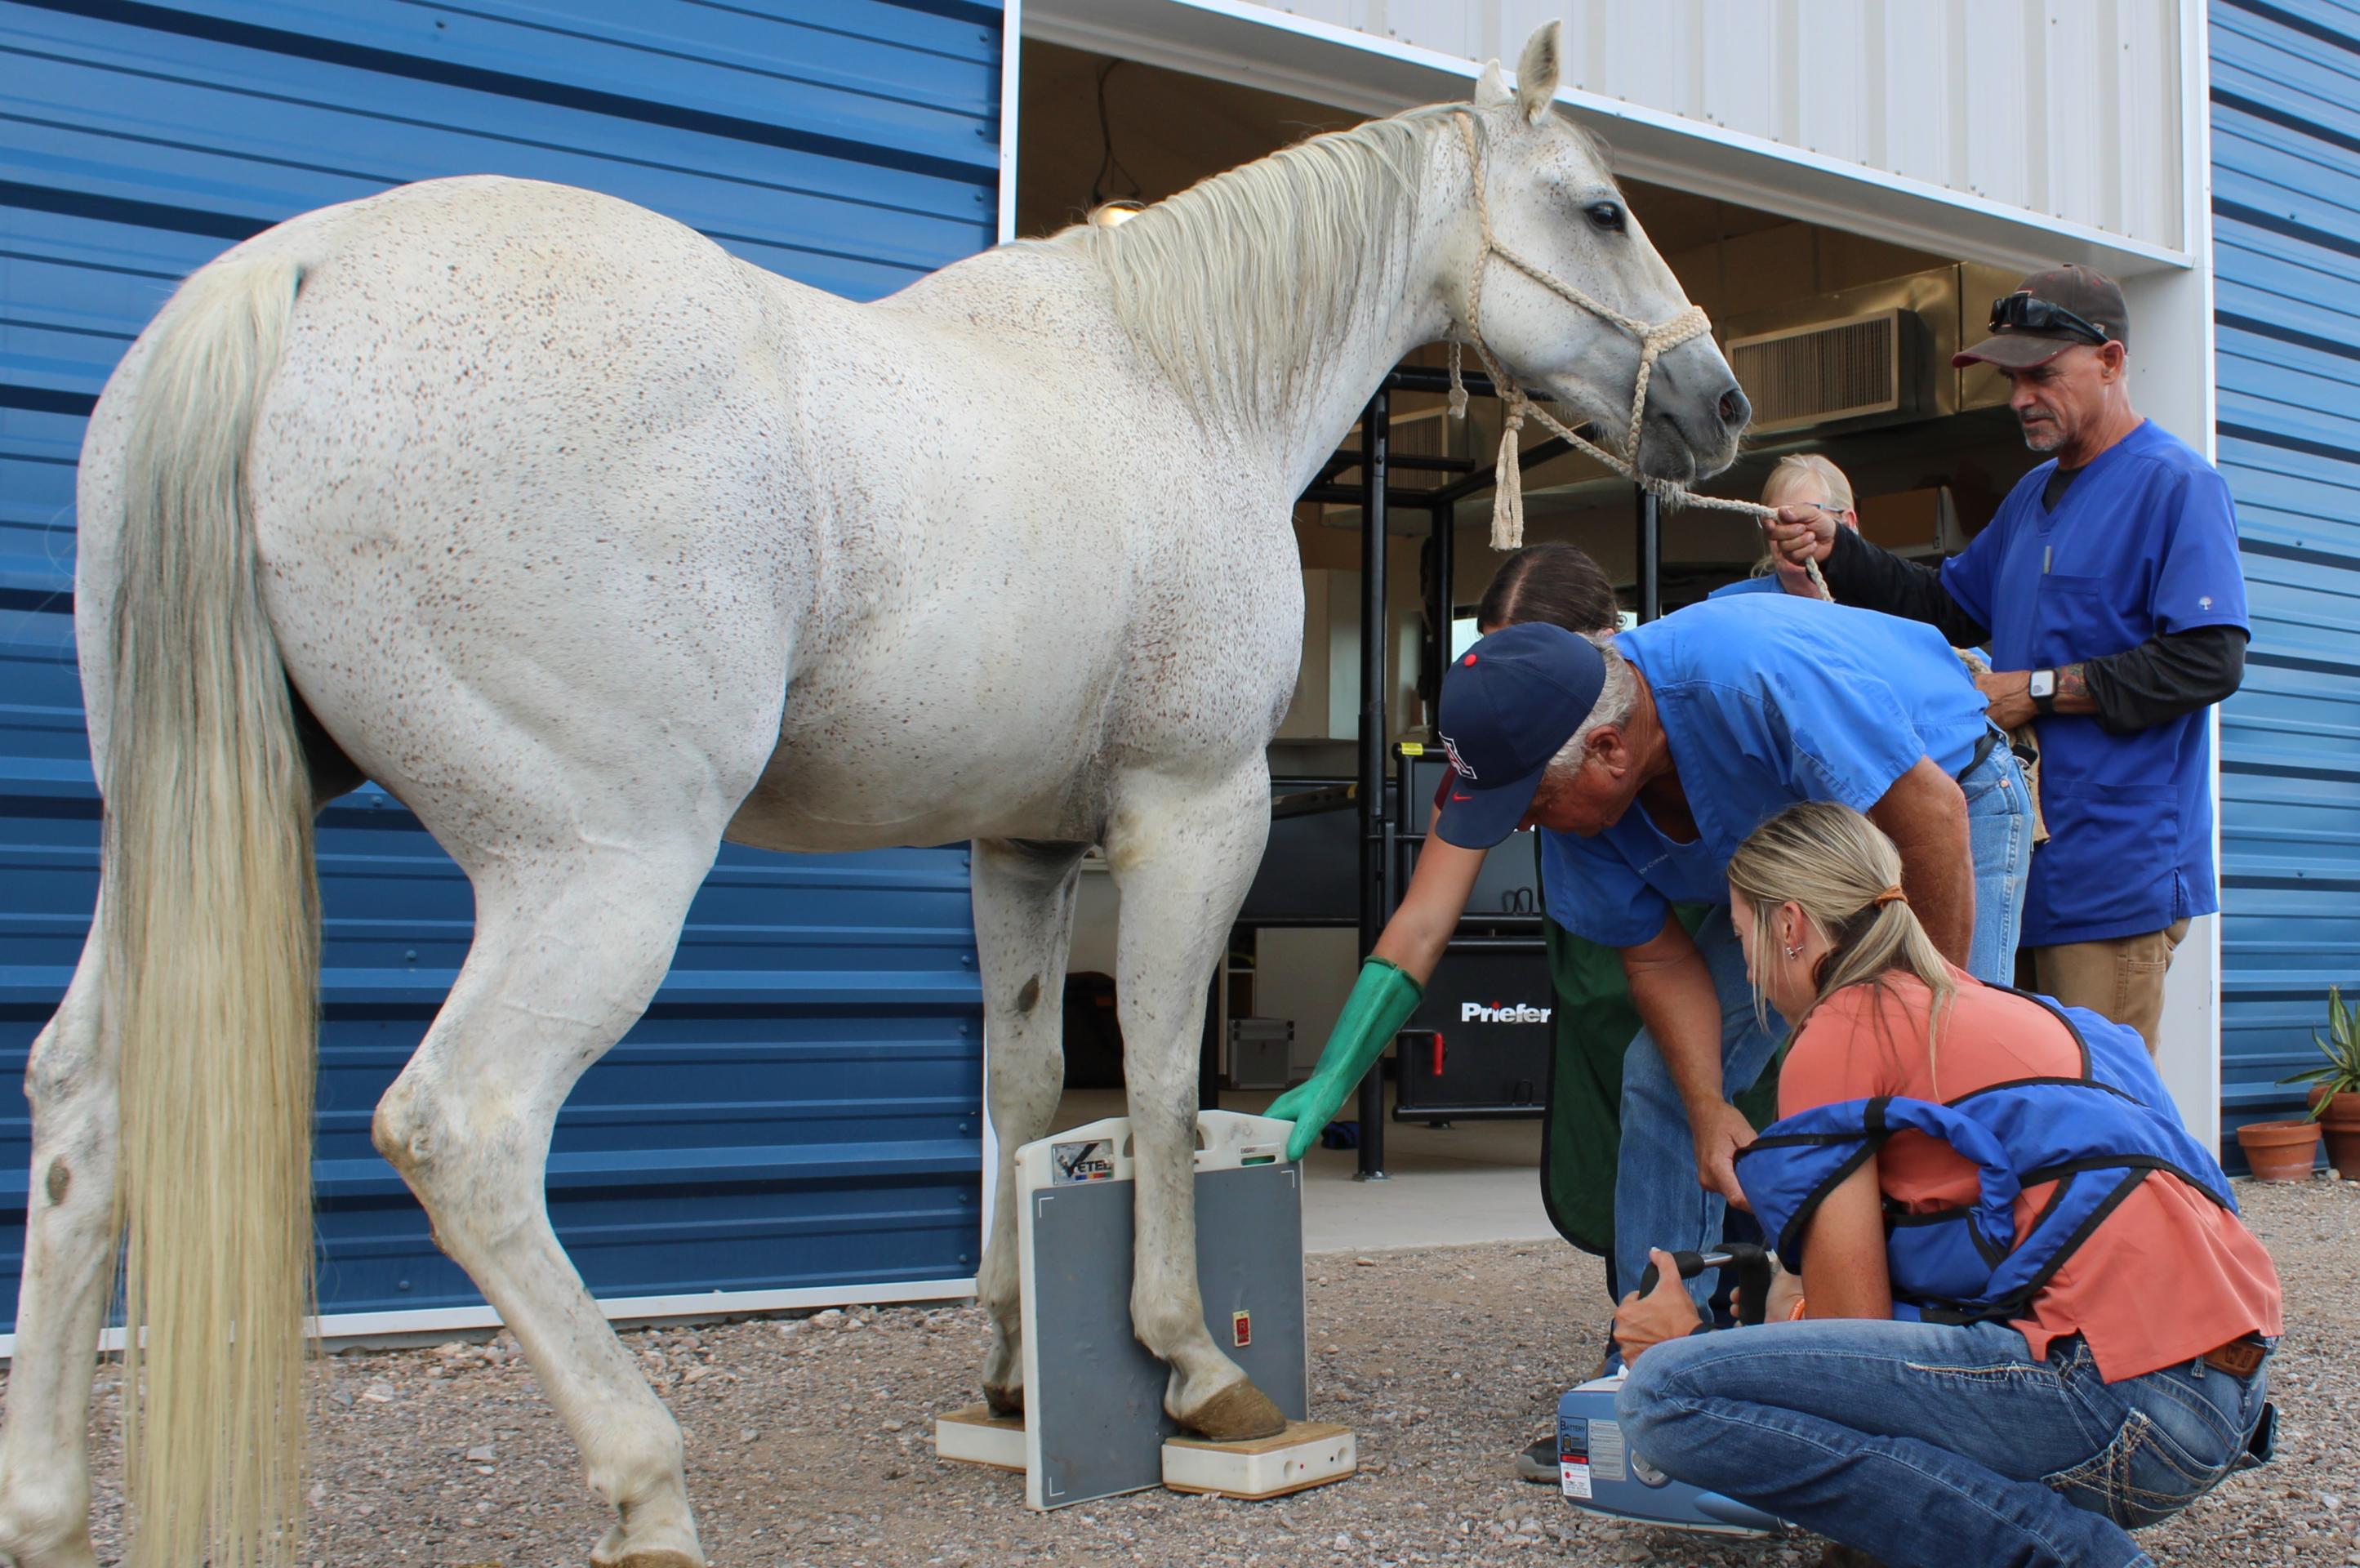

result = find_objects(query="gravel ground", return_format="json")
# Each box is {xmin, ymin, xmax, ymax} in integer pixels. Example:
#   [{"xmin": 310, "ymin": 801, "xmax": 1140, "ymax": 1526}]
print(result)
[{"xmin": 31, "ymin": 1176, "xmax": 2358, "ymax": 1567}]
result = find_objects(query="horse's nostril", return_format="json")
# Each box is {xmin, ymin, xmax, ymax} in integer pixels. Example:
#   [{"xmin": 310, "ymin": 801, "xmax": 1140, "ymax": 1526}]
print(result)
[{"xmin": 1718, "ymin": 385, "xmax": 1751, "ymax": 430}]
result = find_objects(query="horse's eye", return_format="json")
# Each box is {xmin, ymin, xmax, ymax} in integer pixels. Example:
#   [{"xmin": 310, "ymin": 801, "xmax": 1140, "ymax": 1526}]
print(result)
[{"xmin": 1585, "ymin": 201, "xmax": 1626, "ymax": 233}]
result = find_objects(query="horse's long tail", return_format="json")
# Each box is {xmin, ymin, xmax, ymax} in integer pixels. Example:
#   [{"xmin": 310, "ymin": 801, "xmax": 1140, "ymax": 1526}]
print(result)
[{"xmin": 104, "ymin": 253, "xmax": 319, "ymax": 1568}]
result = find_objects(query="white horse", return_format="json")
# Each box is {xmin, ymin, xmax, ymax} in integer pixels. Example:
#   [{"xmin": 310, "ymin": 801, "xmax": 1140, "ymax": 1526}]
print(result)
[{"xmin": 0, "ymin": 23, "xmax": 1743, "ymax": 1568}]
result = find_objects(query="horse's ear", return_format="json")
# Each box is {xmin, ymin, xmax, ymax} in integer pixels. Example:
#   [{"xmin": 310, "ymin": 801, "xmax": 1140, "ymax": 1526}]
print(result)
[
  {"xmin": 1514, "ymin": 20, "xmax": 1563, "ymax": 125},
  {"xmin": 1474, "ymin": 59, "xmax": 1512, "ymax": 109}
]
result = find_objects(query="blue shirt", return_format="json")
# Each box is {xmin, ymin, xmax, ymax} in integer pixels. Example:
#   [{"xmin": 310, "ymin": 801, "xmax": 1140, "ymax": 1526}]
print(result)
[
  {"xmin": 1707, "ymin": 574, "xmax": 1783, "ymax": 599},
  {"xmin": 1939, "ymin": 421, "xmax": 2247, "ymax": 945},
  {"xmin": 1540, "ymin": 595, "xmax": 1993, "ymax": 947}
]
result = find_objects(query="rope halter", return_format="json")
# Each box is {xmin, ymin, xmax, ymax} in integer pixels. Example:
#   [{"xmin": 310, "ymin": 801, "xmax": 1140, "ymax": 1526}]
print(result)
[{"xmin": 1441, "ymin": 111, "xmax": 1828, "ymax": 600}]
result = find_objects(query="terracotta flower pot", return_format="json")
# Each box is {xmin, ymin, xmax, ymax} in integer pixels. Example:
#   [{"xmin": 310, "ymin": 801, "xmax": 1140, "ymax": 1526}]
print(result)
[
  {"xmin": 2307, "ymin": 1087, "xmax": 2360, "ymax": 1178},
  {"xmin": 2238, "ymin": 1118, "xmax": 2322, "ymax": 1183}
]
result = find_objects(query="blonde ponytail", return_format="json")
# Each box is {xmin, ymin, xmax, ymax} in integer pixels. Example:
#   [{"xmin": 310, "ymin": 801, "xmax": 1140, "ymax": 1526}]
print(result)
[{"xmin": 1728, "ymin": 802, "xmax": 1957, "ymax": 1078}]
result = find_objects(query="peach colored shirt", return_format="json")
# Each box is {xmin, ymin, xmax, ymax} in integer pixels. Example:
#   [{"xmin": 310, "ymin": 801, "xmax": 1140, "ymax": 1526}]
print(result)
[{"xmin": 1779, "ymin": 969, "xmax": 2283, "ymax": 1382}]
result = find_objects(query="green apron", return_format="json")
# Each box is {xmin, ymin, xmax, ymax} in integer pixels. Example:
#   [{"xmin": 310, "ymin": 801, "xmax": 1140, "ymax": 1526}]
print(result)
[{"xmin": 1536, "ymin": 898, "xmax": 1784, "ymax": 1260}]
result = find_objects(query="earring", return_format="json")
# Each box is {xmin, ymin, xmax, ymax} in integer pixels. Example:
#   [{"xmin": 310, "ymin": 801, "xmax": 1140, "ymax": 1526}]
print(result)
[{"xmin": 1784, "ymin": 943, "xmax": 1801, "ymax": 960}]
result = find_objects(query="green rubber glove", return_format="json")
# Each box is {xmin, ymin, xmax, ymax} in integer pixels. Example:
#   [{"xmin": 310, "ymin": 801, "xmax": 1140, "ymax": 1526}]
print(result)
[{"xmin": 1264, "ymin": 956, "xmax": 1426, "ymax": 1161}]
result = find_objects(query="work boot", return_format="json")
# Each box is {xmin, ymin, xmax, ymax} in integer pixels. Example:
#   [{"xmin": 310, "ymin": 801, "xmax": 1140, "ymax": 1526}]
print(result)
[{"xmin": 1817, "ymin": 1544, "xmax": 1889, "ymax": 1568}]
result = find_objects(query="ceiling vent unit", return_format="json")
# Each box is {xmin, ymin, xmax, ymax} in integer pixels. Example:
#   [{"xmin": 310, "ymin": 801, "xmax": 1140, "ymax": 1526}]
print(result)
[{"xmin": 1727, "ymin": 307, "xmax": 1923, "ymax": 434}]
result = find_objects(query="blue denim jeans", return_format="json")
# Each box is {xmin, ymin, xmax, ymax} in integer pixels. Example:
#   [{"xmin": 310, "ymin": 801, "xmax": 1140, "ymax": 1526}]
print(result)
[
  {"xmin": 1610, "ymin": 736, "xmax": 2031, "ymax": 1303},
  {"xmin": 1959, "ymin": 734, "xmax": 2032, "ymax": 983},
  {"xmin": 1619, "ymin": 1319, "xmax": 2271, "ymax": 1568}
]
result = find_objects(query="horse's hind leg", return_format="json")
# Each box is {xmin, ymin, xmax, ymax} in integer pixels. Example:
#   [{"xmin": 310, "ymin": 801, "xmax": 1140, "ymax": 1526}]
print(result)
[
  {"xmin": 971, "ymin": 838, "xmax": 1088, "ymax": 1415},
  {"xmin": 372, "ymin": 841, "xmax": 722, "ymax": 1568},
  {"xmin": 0, "ymin": 931, "xmax": 114, "ymax": 1568},
  {"xmin": 1105, "ymin": 763, "xmax": 1286, "ymax": 1441}
]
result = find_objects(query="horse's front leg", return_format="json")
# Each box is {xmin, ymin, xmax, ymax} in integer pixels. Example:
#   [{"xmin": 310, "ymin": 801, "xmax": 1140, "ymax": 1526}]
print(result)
[
  {"xmin": 1105, "ymin": 764, "xmax": 1286, "ymax": 1441},
  {"xmin": 971, "ymin": 838, "xmax": 1089, "ymax": 1415}
]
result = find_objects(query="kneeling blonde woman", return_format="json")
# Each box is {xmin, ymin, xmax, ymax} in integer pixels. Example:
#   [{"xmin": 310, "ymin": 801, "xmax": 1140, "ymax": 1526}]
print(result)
[{"xmin": 1610, "ymin": 801, "xmax": 2281, "ymax": 1568}]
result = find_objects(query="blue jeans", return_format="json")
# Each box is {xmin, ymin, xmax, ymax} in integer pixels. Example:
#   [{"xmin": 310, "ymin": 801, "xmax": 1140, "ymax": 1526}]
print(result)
[
  {"xmin": 1619, "ymin": 1320, "xmax": 2271, "ymax": 1568},
  {"xmin": 1610, "ymin": 737, "xmax": 2031, "ymax": 1303}
]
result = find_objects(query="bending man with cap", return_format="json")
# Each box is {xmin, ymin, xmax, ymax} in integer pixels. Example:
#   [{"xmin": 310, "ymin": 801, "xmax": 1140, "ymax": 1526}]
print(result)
[
  {"xmin": 1400, "ymin": 599, "xmax": 2029, "ymax": 1319},
  {"xmin": 1768, "ymin": 266, "xmax": 2248, "ymax": 1051}
]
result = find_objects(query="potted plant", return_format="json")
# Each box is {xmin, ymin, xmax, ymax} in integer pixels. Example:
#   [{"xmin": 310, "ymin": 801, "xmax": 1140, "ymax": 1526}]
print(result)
[
  {"xmin": 2235, "ymin": 1116, "xmax": 2320, "ymax": 1183},
  {"xmin": 2282, "ymin": 983, "xmax": 2360, "ymax": 1178}
]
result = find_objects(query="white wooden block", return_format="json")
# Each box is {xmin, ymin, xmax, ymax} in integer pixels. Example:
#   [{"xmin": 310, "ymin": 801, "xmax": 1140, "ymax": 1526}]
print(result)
[
  {"xmin": 1161, "ymin": 1420, "xmax": 1356, "ymax": 1501},
  {"xmin": 935, "ymin": 1405, "xmax": 1026, "ymax": 1473}
]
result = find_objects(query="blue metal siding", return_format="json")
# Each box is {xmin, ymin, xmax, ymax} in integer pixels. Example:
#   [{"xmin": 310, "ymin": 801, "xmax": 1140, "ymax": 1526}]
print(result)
[
  {"xmin": 0, "ymin": 0, "xmax": 1001, "ymax": 1325},
  {"xmin": 2211, "ymin": 0, "xmax": 2360, "ymax": 1153}
]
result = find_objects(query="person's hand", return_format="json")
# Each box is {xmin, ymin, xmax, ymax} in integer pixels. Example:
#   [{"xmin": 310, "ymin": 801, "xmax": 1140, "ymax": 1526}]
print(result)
[
  {"xmin": 1975, "ymin": 669, "xmax": 2037, "ymax": 730},
  {"xmin": 1264, "ymin": 1076, "xmax": 1348, "ymax": 1162},
  {"xmin": 1691, "ymin": 1098, "xmax": 1758, "ymax": 1208},
  {"xmin": 1734, "ymin": 1258, "xmax": 1806, "ymax": 1325},
  {"xmin": 1613, "ymin": 1248, "xmax": 1708, "ymax": 1367},
  {"xmin": 1763, "ymin": 504, "xmax": 1836, "ymax": 569}
]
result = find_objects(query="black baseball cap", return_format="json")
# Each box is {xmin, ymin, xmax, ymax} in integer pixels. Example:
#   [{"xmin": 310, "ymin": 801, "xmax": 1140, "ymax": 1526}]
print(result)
[
  {"xmin": 1432, "ymin": 623, "xmax": 1608, "ymax": 849},
  {"xmin": 1953, "ymin": 264, "xmax": 2129, "ymax": 370}
]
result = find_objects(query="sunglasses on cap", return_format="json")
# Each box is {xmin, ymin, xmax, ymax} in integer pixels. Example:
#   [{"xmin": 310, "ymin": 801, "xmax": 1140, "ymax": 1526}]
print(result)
[{"xmin": 1989, "ymin": 292, "xmax": 2111, "ymax": 346}]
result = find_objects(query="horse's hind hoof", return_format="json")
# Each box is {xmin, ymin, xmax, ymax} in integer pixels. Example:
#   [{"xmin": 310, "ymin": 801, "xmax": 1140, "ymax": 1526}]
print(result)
[
  {"xmin": 1177, "ymin": 1377, "xmax": 1286, "ymax": 1441},
  {"xmin": 983, "ymin": 1380, "xmax": 1024, "ymax": 1418}
]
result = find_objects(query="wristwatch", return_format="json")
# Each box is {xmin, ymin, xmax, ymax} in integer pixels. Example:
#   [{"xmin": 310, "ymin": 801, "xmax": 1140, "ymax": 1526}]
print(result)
[{"xmin": 2028, "ymin": 668, "xmax": 2058, "ymax": 715}]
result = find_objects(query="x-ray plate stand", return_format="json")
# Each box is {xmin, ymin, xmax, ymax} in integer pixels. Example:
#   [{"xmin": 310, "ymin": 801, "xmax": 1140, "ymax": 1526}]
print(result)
[{"xmin": 993, "ymin": 1110, "xmax": 1354, "ymax": 1510}]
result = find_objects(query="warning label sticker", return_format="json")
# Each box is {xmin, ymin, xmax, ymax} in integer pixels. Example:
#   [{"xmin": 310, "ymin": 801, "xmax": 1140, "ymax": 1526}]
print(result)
[
  {"xmin": 1559, "ymin": 1416, "xmax": 1592, "ymax": 1500},
  {"xmin": 1049, "ymin": 1138, "xmax": 1116, "ymax": 1184}
]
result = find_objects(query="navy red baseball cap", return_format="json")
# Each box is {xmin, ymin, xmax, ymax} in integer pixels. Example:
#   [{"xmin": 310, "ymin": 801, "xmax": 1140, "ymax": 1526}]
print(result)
[{"xmin": 1432, "ymin": 622, "xmax": 1608, "ymax": 849}]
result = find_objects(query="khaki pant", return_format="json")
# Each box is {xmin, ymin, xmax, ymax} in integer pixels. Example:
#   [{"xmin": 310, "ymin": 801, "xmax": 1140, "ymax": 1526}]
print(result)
[{"xmin": 2019, "ymin": 920, "xmax": 2191, "ymax": 1054}]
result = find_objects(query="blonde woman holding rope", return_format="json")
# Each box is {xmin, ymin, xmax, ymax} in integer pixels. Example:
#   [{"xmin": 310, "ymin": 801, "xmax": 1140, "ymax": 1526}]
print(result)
[{"xmin": 1710, "ymin": 455, "xmax": 1861, "ymax": 601}]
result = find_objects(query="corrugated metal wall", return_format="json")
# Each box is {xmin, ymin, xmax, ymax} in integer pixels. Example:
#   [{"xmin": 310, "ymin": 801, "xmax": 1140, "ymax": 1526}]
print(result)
[
  {"xmin": 2211, "ymin": 0, "xmax": 2360, "ymax": 1156},
  {"xmin": 0, "ymin": 0, "xmax": 1003, "ymax": 1326},
  {"xmin": 1250, "ymin": 0, "xmax": 2188, "ymax": 256}
]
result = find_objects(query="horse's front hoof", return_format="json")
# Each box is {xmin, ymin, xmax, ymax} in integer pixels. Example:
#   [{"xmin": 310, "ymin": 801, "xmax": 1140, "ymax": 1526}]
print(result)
[
  {"xmin": 590, "ymin": 1512, "xmax": 704, "ymax": 1568},
  {"xmin": 1174, "ymin": 1376, "xmax": 1286, "ymax": 1441},
  {"xmin": 982, "ymin": 1379, "xmax": 1025, "ymax": 1418}
]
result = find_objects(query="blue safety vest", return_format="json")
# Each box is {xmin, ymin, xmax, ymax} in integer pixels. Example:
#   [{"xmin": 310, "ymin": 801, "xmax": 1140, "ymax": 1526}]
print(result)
[{"xmin": 1732, "ymin": 989, "xmax": 2237, "ymax": 1324}]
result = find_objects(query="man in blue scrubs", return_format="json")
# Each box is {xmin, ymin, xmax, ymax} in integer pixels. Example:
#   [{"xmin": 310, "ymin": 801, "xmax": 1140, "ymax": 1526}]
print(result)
[
  {"xmin": 1430, "ymin": 604, "xmax": 2032, "ymax": 1309},
  {"xmin": 1770, "ymin": 266, "xmax": 2249, "ymax": 1049}
]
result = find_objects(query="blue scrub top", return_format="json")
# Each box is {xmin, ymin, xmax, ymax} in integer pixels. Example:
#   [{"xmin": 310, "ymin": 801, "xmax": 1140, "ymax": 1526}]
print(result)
[
  {"xmin": 1540, "ymin": 595, "xmax": 1992, "ymax": 948},
  {"xmin": 1939, "ymin": 421, "xmax": 2248, "ymax": 946}
]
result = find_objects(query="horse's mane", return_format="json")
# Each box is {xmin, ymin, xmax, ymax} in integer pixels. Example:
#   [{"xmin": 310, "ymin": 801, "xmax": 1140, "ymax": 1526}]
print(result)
[{"xmin": 1031, "ymin": 104, "xmax": 1469, "ymax": 419}]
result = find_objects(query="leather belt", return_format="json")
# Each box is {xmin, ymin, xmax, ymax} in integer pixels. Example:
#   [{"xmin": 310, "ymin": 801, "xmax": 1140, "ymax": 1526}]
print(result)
[
  {"xmin": 1956, "ymin": 725, "xmax": 2005, "ymax": 782},
  {"xmin": 2200, "ymin": 1335, "xmax": 2268, "ymax": 1379}
]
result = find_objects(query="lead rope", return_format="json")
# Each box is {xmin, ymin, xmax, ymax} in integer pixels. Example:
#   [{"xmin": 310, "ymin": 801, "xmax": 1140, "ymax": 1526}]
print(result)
[{"xmin": 1443, "ymin": 114, "xmax": 1832, "ymax": 603}]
